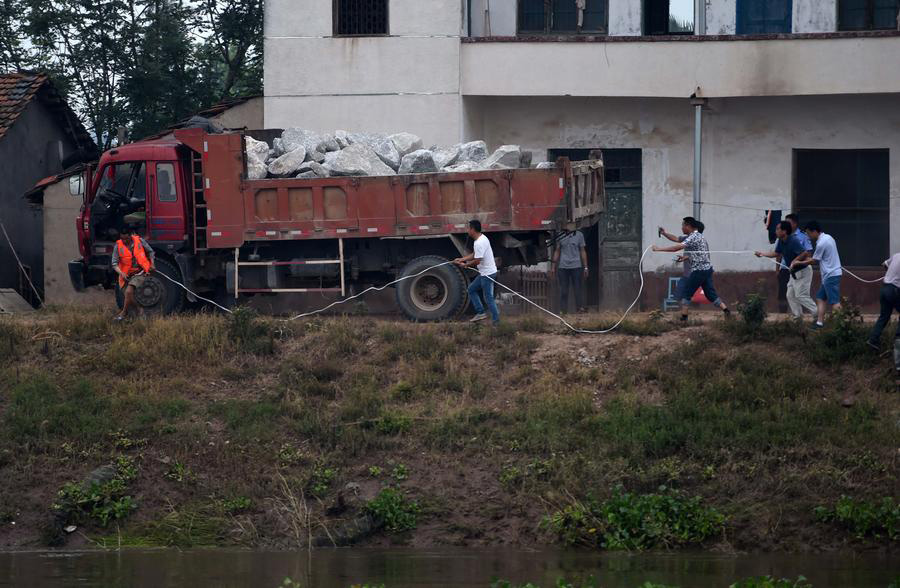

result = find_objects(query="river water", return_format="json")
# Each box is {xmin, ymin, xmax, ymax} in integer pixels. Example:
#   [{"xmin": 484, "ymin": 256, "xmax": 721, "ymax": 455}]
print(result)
[{"xmin": 0, "ymin": 549, "xmax": 896, "ymax": 587}]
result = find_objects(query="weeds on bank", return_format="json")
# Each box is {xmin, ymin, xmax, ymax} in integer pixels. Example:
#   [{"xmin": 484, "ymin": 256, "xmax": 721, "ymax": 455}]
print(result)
[
  {"xmin": 541, "ymin": 485, "xmax": 724, "ymax": 550},
  {"xmin": 366, "ymin": 487, "xmax": 420, "ymax": 533},
  {"xmin": 53, "ymin": 456, "xmax": 138, "ymax": 528},
  {"xmin": 227, "ymin": 307, "xmax": 275, "ymax": 355},
  {"xmin": 814, "ymin": 496, "xmax": 898, "ymax": 541}
]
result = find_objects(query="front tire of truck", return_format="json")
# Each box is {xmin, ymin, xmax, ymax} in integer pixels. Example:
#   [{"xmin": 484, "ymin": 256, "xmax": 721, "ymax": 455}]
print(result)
[
  {"xmin": 114, "ymin": 257, "xmax": 186, "ymax": 315},
  {"xmin": 396, "ymin": 255, "xmax": 467, "ymax": 322}
]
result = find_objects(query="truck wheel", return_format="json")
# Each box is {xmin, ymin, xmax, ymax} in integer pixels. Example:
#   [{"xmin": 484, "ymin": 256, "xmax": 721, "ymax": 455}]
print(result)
[
  {"xmin": 114, "ymin": 257, "xmax": 186, "ymax": 315},
  {"xmin": 396, "ymin": 256, "xmax": 467, "ymax": 322}
]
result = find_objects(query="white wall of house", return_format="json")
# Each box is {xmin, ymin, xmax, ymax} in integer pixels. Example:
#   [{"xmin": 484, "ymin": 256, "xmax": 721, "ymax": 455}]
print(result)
[
  {"xmin": 468, "ymin": 93, "xmax": 900, "ymax": 272},
  {"xmin": 794, "ymin": 0, "xmax": 837, "ymax": 33},
  {"xmin": 609, "ymin": 0, "xmax": 643, "ymax": 35},
  {"xmin": 264, "ymin": 0, "xmax": 464, "ymax": 146},
  {"xmin": 706, "ymin": 0, "xmax": 736, "ymax": 34}
]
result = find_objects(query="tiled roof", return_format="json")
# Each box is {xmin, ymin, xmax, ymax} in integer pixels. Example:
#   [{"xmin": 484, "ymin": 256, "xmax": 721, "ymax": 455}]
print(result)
[{"xmin": 0, "ymin": 72, "xmax": 95, "ymax": 149}]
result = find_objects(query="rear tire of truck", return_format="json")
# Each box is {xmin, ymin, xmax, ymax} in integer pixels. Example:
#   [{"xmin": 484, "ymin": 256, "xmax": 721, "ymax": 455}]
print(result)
[
  {"xmin": 114, "ymin": 257, "xmax": 186, "ymax": 315},
  {"xmin": 396, "ymin": 256, "xmax": 467, "ymax": 322}
]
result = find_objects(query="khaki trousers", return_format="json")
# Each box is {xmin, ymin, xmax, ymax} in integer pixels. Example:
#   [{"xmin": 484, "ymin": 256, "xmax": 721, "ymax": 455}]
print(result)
[{"xmin": 787, "ymin": 266, "xmax": 817, "ymax": 317}]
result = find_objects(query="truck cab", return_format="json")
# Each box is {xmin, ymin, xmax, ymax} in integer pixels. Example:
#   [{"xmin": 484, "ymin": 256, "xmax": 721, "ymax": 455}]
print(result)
[{"xmin": 70, "ymin": 139, "xmax": 193, "ymax": 313}]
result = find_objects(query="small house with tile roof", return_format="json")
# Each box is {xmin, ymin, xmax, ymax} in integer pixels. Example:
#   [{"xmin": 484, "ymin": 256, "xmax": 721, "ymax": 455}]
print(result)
[{"xmin": 0, "ymin": 72, "xmax": 95, "ymax": 303}]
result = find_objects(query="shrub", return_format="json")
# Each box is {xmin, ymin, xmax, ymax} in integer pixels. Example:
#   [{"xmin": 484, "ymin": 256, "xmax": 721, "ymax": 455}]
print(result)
[
  {"xmin": 226, "ymin": 307, "xmax": 274, "ymax": 355},
  {"xmin": 221, "ymin": 496, "xmax": 252, "ymax": 514},
  {"xmin": 738, "ymin": 290, "xmax": 767, "ymax": 331},
  {"xmin": 542, "ymin": 486, "xmax": 725, "ymax": 550},
  {"xmin": 366, "ymin": 487, "xmax": 420, "ymax": 533},
  {"xmin": 306, "ymin": 465, "xmax": 337, "ymax": 498},
  {"xmin": 814, "ymin": 495, "xmax": 898, "ymax": 541},
  {"xmin": 53, "ymin": 457, "xmax": 138, "ymax": 528},
  {"xmin": 809, "ymin": 302, "xmax": 870, "ymax": 365},
  {"xmin": 730, "ymin": 576, "xmax": 812, "ymax": 588}
]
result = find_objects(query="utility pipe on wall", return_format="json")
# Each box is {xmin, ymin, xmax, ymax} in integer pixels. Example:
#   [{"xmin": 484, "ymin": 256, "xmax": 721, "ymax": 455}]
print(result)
[
  {"xmin": 695, "ymin": 0, "xmax": 706, "ymax": 35},
  {"xmin": 690, "ymin": 95, "xmax": 707, "ymax": 220}
]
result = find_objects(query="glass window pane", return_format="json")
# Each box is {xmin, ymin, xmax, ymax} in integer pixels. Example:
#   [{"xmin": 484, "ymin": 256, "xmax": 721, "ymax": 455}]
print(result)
[
  {"xmin": 839, "ymin": 0, "xmax": 869, "ymax": 29},
  {"xmin": 669, "ymin": 0, "xmax": 694, "ymax": 33},
  {"xmin": 874, "ymin": 0, "xmax": 900, "ymax": 28},
  {"xmin": 157, "ymin": 163, "xmax": 177, "ymax": 203},
  {"xmin": 518, "ymin": 0, "xmax": 546, "ymax": 31},
  {"xmin": 552, "ymin": 0, "xmax": 578, "ymax": 31}
]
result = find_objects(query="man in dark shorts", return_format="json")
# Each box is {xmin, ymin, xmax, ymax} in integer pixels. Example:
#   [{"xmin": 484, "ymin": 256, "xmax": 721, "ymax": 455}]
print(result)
[{"xmin": 653, "ymin": 217, "xmax": 731, "ymax": 321}]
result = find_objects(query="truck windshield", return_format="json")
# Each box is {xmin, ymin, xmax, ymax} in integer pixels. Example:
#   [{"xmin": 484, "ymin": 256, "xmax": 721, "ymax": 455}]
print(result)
[{"xmin": 91, "ymin": 162, "xmax": 147, "ymax": 241}]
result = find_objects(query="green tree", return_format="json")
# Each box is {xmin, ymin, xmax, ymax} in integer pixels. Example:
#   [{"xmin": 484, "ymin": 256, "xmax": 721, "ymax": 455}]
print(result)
[
  {"xmin": 198, "ymin": 0, "xmax": 263, "ymax": 98},
  {"xmin": 0, "ymin": 0, "xmax": 32, "ymax": 70}
]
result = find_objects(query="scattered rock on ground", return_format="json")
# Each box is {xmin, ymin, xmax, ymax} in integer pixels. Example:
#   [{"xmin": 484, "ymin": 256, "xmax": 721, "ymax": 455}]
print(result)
[{"xmin": 399, "ymin": 149, "xmax": 438, "ymax": 174}]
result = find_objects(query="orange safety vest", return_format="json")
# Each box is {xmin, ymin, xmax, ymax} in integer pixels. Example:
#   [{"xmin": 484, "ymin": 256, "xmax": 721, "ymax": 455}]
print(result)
[{"xmin": 116, "ymin": 235, "xmax": 152, "ymax": 288}]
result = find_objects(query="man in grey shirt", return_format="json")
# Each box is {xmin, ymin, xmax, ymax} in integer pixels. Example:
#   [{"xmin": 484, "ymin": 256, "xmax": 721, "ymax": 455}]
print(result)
[
  {"xmin": 867, "ymin": 252, "xmax": 900, "ymax": 382},
  {"xmin": 550, "ymin": 224, "xmax": 588, "ymax": 313}
]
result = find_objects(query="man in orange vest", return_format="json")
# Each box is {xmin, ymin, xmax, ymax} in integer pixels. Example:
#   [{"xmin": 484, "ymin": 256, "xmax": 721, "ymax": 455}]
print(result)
[{"xmin": 111, "ymin": 226, "xmax": 155, "ymax": 320}]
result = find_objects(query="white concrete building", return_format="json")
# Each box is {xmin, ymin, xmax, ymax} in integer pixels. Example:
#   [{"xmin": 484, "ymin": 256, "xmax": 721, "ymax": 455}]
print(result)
[{"xmin": 265, "ymin": 0, "xmax": 900, "ymax": 308}]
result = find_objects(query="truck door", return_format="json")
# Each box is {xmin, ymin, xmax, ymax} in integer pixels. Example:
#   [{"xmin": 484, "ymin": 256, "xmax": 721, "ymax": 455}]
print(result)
[{"xmin": 148, "ymin": 161, "xmax": 187, "ymax": 249}]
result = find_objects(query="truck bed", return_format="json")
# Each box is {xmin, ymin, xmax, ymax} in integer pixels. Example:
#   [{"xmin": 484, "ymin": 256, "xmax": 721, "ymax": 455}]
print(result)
[{"xmin": 174, "ymin": 129, "xmax": 604, "ymax": 252}]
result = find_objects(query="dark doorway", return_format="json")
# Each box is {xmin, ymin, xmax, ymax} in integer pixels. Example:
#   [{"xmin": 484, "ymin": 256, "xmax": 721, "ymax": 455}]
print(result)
[
  {"xmin": 793, "ymin": 148, "xmax": 889, "ymax": 267},
  {"xmin": 549, "ymin": 148, "xmax": 643, "ymax": 310}
]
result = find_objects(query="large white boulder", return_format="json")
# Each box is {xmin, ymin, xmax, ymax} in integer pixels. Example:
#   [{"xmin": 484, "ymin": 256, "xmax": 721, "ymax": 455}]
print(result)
[
  {"xmin": 282, "ymin": 128, "xmax": 326, "ymax": 155},
  {"xmin": 456, "ymin": 140, "xmax": 488, "ymax": 163},
  {"xmin": 267, "ymin": 146, "xmax": 308, "ymax": 177},
  {"xmin": 324, "ymin": 143, "xmax": 395, "ymax": 177},
  {"xmin": 389, "ymin": 132, "xmax": 424, "ymax": 158},
  {"xmin": 480, "ymin": 145, "xmax": 522, "ymax": 170},
  {"xmin": 433, "ymin": 145, "xmax": 461, "ymax": 169},
  {"xmin": 346, "ymin": 132, "xmax": 401, "ymax": 170},
  {"xmin": 442, "ymin": 161, "xmax": 479, "ymax": 173},
  {"xmin": 245, "ymin": 136, "xmax": 269, "ymax": 161},
  {"xmin": 247, "ymin": 158, "xmax": 268, "ymax": 180},
  {"xmin": 399, "ymin": 149, "xmax": 438, "ymax": 174},
  {"xmin": 334, "ymin": 130, "xmax": 351, "ymax": 149}
]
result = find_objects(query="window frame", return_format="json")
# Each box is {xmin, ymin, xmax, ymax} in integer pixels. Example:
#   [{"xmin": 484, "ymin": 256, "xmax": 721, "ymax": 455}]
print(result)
[
  {"xmin": 838, "ymin": 0, "xmax": 900, "ymax": 31},
  {"xmin": 643, "ymin": 0, "xmax": 696, "ymax": 36},
  {"xmin": 516, "ymin": 0, "xmax": 609, "ymax": 35},
  {"xmin": 736, "ymin": 0, "xmax": 793, "ymax": 35},
  {"xmin": 792, "ymin": 148, "xmax": 890, "ymax": 268},
  {"xmin": 332, "ymin": 0, "xmax": 389, "ymax": 37},
  {"xmin": 156, "ymin": 162, "xmax": 177, "ymax": 203}
]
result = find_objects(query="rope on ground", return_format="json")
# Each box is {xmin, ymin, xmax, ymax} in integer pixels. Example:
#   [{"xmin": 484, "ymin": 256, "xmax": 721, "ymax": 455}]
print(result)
[
  {"xmin": 285, "ymin": 261, "xmax": 455, "ymax": 321},
  {"xmin": 0, "ymin": 216, "xmax": 43, "ymax": 306},
  {"xmin": 147, "ymin": 248, "xmax": 885, "ymax": 333}
]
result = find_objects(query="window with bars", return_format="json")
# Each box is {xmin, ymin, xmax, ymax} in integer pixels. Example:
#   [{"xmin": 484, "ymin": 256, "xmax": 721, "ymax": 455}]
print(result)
[
  {"xmin": 518, "ymin": 0, "xmax": 608, "ymax": 33},
  {"xmin": 737, "ymin": 0, "xmax": 792, "ymax": 34},
  {"xmin": 644, "ymin": 0, "xmax": 695, "ymax": 35},
  {"xmin": 793, "ymin": 149, "xmax": 889, "ymax": 267},
  {"xmin": 334, "ymin": 0, "xmax": 388, "ymax": 36},
  {"xmin": 838, "ymin": 0, "xmax": 899, "ymax": 30}
]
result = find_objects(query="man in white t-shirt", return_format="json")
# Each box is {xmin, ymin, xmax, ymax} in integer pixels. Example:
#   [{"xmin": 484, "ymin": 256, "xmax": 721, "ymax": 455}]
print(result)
[
  {"xmin": 790, "ymin": 220, "xmax": 842, "ymax": 329},
  {"xmin": 453, "ymin": 219, "xmax": 499, "ymax": 324}
]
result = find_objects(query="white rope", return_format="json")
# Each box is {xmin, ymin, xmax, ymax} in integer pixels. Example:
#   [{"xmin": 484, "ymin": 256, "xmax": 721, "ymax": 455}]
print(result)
[
  {"xmin": 284, "ymin": 261, "xmax": 456, "ymax": 321},
  {"xmin": 0, "ymin": 216, "xmax": 43, "ymax": 306},
  {"xmin": 142, "ymin": 248, "xmax": 885, "ymax": 334},
  {"xmin": 153, "ymin": 271, "xmax": 234, "ymax": 314}
]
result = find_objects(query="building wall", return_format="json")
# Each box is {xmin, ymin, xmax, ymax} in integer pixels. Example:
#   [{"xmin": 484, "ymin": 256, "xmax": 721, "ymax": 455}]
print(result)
[
  {"xmin": 41, "ymin": 180, "xmax": 110, "ymax": 306},
  {"xmin": 211, "ymin": 97, "xmax": 264, "ymax": 130},
  {"xmin": 794, "ymin": 0, "xmax": 837, "ymax": 33},
  {"xmin": 706, "ymin": 0, "xmax": 736, "ymax": 34},
  {"xmin": 469, "ymin": 93, "xmax": 900, "ymax": 273},
  {"xmin": 460, "ymin": 36, "xmax": 900, "ymax": 98},
  {"xmin": 0, "ymin": 100, "xmax": 77, "ymax": 295},
  {"xmin": 264, "ymin": 0, "xmax": 464, "ymax": 146}
]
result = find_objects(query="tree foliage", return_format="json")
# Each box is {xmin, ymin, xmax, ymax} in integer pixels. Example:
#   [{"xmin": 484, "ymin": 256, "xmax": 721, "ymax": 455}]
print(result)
[{"xmin": 2, "ymin": 0, "xmax": 263, "ymax": 147}]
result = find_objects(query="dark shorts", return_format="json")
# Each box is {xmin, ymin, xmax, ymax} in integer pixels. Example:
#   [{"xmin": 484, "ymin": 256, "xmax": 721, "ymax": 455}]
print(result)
[{"xmin": 816, "ymin": 275, "xmax": 841, "ymax": 305}]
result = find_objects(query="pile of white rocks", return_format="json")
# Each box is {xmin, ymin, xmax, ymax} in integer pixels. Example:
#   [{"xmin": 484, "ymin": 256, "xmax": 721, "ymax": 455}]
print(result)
[{"xmin": 244, "ymin": 128, "xmax": 551, "ymax": 180}]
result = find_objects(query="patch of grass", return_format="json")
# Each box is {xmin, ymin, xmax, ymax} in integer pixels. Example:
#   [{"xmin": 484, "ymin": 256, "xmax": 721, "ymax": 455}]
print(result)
[
  {"xmin": 220, "ymin": 496, "xmax": 252, "ymax": 514},
  {"xmin": 101, "ymin": 504, "xmax": 231, "ymax": 548},
  {"xmin": 737, "ymin": 289, "xmax": 768, "ymax": 331},
  {"xmin": 542, "ymin": 485, "xmax": 725, "ymax": 550},
  {"xmin": 491, "ymin": 579, "xmax": 600, "ymax": 588},
  {"xmin": 164, "ymin": 461, "xmax": 193, "ymax": 484},
  {"xmin": 5, "ymin": 378, "xmax": 112, "ymax": 447},
  {"xmin": 306, "ymin": 464, "xmax": 337, "ymax": 498},
  {"xmin": 814, "ymin": 495, "xmax": 898, "ymax": 541},
  {"xmin": 211, "ymin": 398, "xmax": 282, "ymax": 441},
  {"xmin": 227, "ymin": 307, "xmax": 275, "ymax": 355},
  {"xmin": 574, "ymin": 316, "xmax": 683, "ymax": 337},
  {"xmin": 808, "ymin": 302, "xmax": 871, "ymax": 365},
  {"xmin": 375, "ymin": 411, "xmax": 412, "ymax": 435},
  {"xmin": 366, "ymin": 487, "xmax": 420, "ymax": 533},
  {"xmin": 391, "ymin": 463, "xmax": 409, "ymax": 481}
]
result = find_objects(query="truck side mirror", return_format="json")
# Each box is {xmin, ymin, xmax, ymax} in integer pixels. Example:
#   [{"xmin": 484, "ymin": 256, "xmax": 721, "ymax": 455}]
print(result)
[{"xmin": 69, "ymin": 175, "xmax": 84, "ymax": 196}]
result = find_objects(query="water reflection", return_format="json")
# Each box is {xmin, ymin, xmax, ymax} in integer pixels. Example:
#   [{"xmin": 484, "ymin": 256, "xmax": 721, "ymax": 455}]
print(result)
[{"xmin": 0, "ymin": 548, "xmax": 895, "ymax": 588}]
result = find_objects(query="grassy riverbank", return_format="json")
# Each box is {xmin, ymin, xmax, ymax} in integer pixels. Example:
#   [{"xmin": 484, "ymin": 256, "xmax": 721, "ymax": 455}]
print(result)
[{"xmin": 0, "ymin": 307, "xmax": 896, "ymax": 552}]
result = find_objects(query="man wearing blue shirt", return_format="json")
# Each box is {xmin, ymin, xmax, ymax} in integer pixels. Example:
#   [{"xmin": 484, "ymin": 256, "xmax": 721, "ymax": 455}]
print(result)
[
  {"xmin": 791, "ymin": 220, "xmax": 842, "ymax": 329},
  {"xmin": 755, "ymin": 220, "xmax": 816, "ymax": 318}
]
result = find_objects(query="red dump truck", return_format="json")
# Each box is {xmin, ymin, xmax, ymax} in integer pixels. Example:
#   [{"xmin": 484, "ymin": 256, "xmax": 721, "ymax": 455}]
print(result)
[{"xmin": 69, "ymin": 128, "xmax": 604, "ymax": 320}]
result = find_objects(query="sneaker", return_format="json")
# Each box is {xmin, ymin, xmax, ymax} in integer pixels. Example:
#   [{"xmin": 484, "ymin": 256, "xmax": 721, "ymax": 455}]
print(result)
[
  {"xmin": 112, "ymin": 315, "xmax": 125, "ymax": 322},
  {"xmin": 680, "ymin": 314, "xmax": 688, "ymax": 322},
  {"xmin": 722, "ymin": 308, "xmax": 732, "ymax": 319},
  {"xmin": 810, "ymin": 322, "xmax": 824, "ymax": 330},
  {"xmin": 469, "ymin": 313, "xmax": 487, "ymax": 323},
  {"xmin": 866, "ymin": 340, "xmax": 880, "ymax": 353}
]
